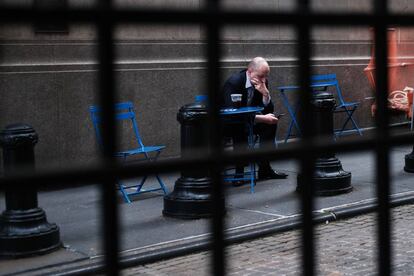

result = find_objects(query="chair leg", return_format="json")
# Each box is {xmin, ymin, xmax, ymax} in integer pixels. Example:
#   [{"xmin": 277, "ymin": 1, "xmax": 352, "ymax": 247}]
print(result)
[
  {"xmin": 117, "ymin": 156, "xmax": 133, "ymax": 203},
  {"xmin": 274, "ymin": 125, "xmax": 279, "ymax": 148},
  {"xmin": 285, "ymin": 119, "xmax": 295, "ymax": 143},
  {"xmin": 155, "ymin": 174, "xmax": 169, "ymax": 194},
  {"xmin": 335, "ymin": 110, "xmax": 352, "ymax": 136},
  {"xmin": 335, "ymin": 107, "xmax": 362, "ymax": 136},
  {"xmin": 148, "ymin": 151, "xmax": 169, "ymax": 194},
  {"xmin": 349, "ymin": 112, "xmax": 362, "ymax": 136},
  {"xmin": 284, "ymin": 99, "xmax": 302, "ymax": 143},
  {"xmin": 135, "ymin": 175, "xmax": 148, "ymax": 193},
  {"xmin": 250, "ymin": 162, "xmax": 255, "ymax": 193},
  {"xmin": 118, "ymin": 182, "xmax": 132, "ymax": 204},
  {"xmin": 116, "ymin": 151, "xmax": 169, "ymax": 202}
]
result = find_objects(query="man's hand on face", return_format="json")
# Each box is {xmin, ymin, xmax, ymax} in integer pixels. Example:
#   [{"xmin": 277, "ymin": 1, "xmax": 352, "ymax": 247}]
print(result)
[{"xmin": 251, "ymin": 77, "xmax": 270, "ymax": 98}]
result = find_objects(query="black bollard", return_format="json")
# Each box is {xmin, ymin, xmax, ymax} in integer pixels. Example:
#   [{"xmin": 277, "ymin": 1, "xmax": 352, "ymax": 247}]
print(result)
[
  {"xmin": 404, "ymin": 145, "xmax": 414, "ymax": 172},
  {"xmin": 297, "ymin": 92, "xmax": 353, "ymax": 195},
  {"xmin": 163, "ymin": 102, "xmax": 216, "ymax": 219},
  {"xmin": 0, "ymin": 124, "xmax": 61, "ymax": 257}
]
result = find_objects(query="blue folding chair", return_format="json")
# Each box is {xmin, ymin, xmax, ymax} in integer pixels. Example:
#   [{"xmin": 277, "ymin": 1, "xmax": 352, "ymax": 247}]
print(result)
[
  {"xmin": 195, "ymin": 95, "xmax": 208, "ymax": 102},
  {"xmin": 311, "ymin": 74, "xmax": 363, "ymax": 137},
  {"xmin": 89, "ymin": 102, "xmax": 169, "ymax": 203},
  {"xmin": 222, "ymin": 140, "xmax": 258, "ymax": 193}
]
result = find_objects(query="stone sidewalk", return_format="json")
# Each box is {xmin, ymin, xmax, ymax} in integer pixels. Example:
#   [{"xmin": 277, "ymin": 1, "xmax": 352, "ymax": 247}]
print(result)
[
  {"xmin": 2, "ymin": 144, "xmax": 414, "ymax": 275},
  {"xmin": 122, "ymin": 204, "xmax": 414, "ymax": 276}
]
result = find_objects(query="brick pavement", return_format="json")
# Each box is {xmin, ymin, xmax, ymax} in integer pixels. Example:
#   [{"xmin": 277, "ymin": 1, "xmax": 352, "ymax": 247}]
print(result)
[{"xmin": 122, "ymin": 204, "xmax": 414, "ymax": 276}]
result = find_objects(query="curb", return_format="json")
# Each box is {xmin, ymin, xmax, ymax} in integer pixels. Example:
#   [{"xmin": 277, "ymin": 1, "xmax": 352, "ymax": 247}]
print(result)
[{"xmin": 8, "ymin": 191, "xmax": 414, "ymax": 276}]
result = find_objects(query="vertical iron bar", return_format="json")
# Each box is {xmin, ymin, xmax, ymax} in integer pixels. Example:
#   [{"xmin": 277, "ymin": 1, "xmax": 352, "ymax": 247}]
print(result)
[
  {"xmin": 374, "ymin": 0, "xmax": 391, "ymax": 275},
  {"xmin": 97, "ymin": 1, "xmax": 120, "ymax": 275},
  {"xmin": 205, "ymin": 0, "xmax": 225, "ymax": 275},
  {"xmin": 297, "ymin": 1, "xmax": 315, "ymax": 275}
]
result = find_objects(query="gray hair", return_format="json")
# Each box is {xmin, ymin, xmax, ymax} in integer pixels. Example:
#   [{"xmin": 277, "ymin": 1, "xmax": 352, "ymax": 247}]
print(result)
[{"xmin": 248, "ymin": 57, "xmax": 269, "ymax": 71}]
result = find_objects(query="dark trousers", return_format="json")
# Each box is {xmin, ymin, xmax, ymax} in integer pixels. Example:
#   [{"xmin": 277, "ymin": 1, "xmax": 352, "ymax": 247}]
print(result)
[{"xmin": 224, "ymin": 122, "xmax": 277, "ymax": 173}]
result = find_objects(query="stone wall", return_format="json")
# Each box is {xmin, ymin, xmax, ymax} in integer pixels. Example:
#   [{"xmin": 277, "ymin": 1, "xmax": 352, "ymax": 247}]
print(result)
[{"xmin": 0, "ymin": 0, "xmax": 413, "ymax": 169}]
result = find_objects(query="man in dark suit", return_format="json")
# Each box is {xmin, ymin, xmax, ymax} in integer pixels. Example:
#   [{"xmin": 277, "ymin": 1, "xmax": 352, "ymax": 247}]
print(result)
[{"xmin": 221, "ymin": 57, "xmax": 288, "ymax": 185}]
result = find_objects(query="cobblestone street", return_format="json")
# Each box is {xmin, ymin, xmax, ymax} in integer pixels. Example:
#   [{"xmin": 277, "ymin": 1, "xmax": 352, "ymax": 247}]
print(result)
[{"xmin": 123, "ymin": 204, "xmax": 414, "ymax": 276}]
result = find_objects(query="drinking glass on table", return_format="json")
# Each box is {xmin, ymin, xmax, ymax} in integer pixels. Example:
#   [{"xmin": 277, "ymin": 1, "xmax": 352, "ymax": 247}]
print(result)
[{"xmin": 230, "ymin": 94, "xmax": 242, "ymax": 108}]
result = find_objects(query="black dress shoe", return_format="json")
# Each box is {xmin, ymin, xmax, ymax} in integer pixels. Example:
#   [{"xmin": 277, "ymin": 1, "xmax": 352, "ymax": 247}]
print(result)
[
  {"xmin": 232, "ymin": 179, "xmax": 250, "ymax": 187},
  {"xmin": 231, "ymin": 172, "xmax": 251, "ymax": 186},
  {"xmin": 258, "ymin": 169, "xmax": 288, "ymax": 180}
]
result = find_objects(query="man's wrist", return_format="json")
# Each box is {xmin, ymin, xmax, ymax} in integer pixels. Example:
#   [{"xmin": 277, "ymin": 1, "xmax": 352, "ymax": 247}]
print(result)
[{"xmin": 262, "ymin": 93, "xmax": 271, "ymax": 105}]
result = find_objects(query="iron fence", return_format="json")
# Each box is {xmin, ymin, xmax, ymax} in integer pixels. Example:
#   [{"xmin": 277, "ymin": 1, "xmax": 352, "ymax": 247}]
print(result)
[{"xmin": 0, "ymin": 0, "xmax": 412, "ymax": 275}]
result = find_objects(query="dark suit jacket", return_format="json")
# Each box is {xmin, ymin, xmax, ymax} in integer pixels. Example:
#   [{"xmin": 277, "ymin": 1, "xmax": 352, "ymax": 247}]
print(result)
[{"xmin": 221, "ymin": 69, "xmax": 274, "ymax": 115}]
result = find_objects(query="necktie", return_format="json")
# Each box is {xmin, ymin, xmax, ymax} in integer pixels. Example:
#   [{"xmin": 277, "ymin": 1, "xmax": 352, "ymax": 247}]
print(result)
[{"xmin": 247, "ymin": 86, "xmax": 254, "ymax": 106}]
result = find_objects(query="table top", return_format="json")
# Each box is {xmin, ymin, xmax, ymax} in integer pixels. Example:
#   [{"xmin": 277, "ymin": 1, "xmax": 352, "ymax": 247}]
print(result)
[
  {"xmin": 220, "ymin": 106, "xmax": 264, "ymax": 115},
  {"xmin": 277, "ymin": 81, "xmax": 337, "ymax": 92}
]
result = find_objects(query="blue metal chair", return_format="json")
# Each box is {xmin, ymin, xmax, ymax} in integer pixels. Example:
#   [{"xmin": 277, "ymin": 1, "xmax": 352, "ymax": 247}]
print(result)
[
  {"xmin": 89, "ymin": 102, "xmax": 169, "ymax": 203},
  {"xmin": 194, "ymin": 95, "xmax": 260, "ymax": 192},
  {"xmin": 311, "ymin": 74, "xmax": 363, "ymax": 137},
  {"xmin": 222, "ymin": 136, "xmax": 258, "ymax": 193},
  {"xmin": 220, "ymin": 108, "xmax": 264, "ymax": 193},
  {"xmin": 195, "ymin": 95, "xmax": 208, "ymax": 102}
]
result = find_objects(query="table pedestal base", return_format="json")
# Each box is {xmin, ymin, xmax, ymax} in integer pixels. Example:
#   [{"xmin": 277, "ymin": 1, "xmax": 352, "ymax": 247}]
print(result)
[{"xmin": 297, "ymin": 157, "xmax": 352, "ymax": 196}]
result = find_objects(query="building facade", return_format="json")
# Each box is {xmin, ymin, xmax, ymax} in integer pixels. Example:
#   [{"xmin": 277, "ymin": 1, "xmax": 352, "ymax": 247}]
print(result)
[{"xmin": 0, "ymin": 0, "xmax": 413, "ymax": 169}]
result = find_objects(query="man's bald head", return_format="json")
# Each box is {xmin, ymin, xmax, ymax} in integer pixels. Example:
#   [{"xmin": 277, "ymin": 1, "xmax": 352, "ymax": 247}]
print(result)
[
  {"xmin": 248, "ymin": 57, "xmax": 269, "ymax": 72},
  {"xmin": 247, "ymin": 57, "xmax": 270, "ymax": 83}
]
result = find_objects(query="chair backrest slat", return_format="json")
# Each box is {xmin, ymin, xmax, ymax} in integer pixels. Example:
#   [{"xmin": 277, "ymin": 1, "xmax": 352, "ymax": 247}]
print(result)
[
  {"xmin": 311, "ymin": 73, "xmax": 346, "ymax": 106},
  {"xmin": 89, "ymin": 101, "xmax": 145, "ymax": 150},
  {"xmin": 116, "ymin": 112, "xmax": 135, "ymax": 120},
  {"xmin": 115, "ymin": 102, "xmax": 134, "ymax": 110},
  {"xmin": 311, "ymin": 73, "xmax": 337, "ymax": 82}
]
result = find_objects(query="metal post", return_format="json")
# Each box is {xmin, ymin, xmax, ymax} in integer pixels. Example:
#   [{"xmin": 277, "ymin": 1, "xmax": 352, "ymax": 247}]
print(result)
[
  {"xmin": 404, "ymin": 94, "xmax": 414, "ymax": 171},
  {"xmin": 297, "ymin": 92, "xmax": 353, "ymax": 195},
  {"xmin": 0, "ymin": 123, "xmax": 61, "ymax": 257},
  {"xmin": 404, "ymin": 146, "xmax": 414, "ymax": 172},
  {"xmin": 163, "ymin": 102, "xmax": 216, "ymax": 218}
]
